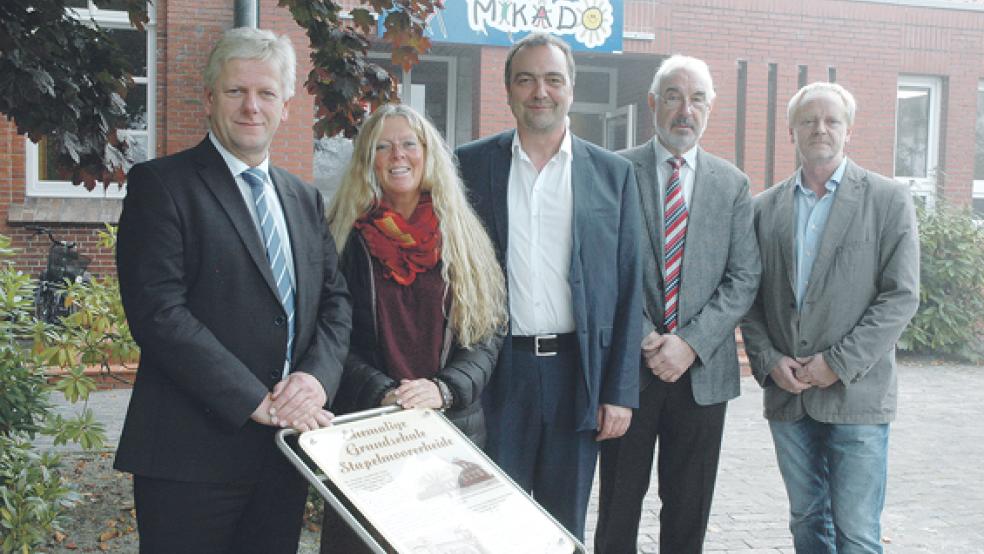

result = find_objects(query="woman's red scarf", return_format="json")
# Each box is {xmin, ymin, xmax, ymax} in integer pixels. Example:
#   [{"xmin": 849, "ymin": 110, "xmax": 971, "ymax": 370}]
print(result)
[{"xmin": 354, "ymin": 193, "xmax": 442, "ymax": 286}]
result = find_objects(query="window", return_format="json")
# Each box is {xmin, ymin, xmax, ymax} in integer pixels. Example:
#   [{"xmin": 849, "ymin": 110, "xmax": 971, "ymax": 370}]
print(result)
[
  {"xmin": 894, "ymin": 76, "xmax": 941, "ymax": 205},
  {"xmin": 569, "ymin": 66, "xmax": 617, "ymax": 148},
  {"xmin": 25, "ymin": 1, "xmax": 155, "ymax": 198},
  {"xmin": 975, "ymin": 81, "xmax": 984, "ymax": 219}
]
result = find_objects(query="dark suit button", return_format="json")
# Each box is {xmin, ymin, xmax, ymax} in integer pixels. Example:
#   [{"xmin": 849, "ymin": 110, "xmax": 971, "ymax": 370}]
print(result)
[
  {"xmin": 269, "ymin": 371, "xmax": 280, "ymax": 381},
  {"xmin": 799, "ymin": 340, "xmax": 808, "ymax": 346},
  {"xmin": 274, "ymin": 316, "xmax": 286, "ymax": 326}
]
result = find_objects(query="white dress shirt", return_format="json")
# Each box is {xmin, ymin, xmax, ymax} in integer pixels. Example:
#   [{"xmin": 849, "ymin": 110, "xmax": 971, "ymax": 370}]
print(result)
[
  {"xmin": 209, "ymin": 132, "xmax": 296, "ymax": 289},
  {"xmin": 506, "ymin": 130, "xmax": 576, "ymax": 335}
]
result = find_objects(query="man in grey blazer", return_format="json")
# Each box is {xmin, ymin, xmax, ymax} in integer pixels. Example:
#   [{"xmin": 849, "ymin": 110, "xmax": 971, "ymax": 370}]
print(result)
[
  {"xmin": 741, "ymin": 82, "xmax": 919, "ymax": 553},
  {"xmin": 595, "ymin": 55, "xmax": 760, "ymax": 554}
]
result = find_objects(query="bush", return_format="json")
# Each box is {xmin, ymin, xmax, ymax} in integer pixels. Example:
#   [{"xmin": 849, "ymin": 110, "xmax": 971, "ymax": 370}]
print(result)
[
  {"xmin": 0, "ymin": 227, "xmax": 137, "ymax": 552},
  {"xmin": 0, "ymin": 436, "xmax": 79, "ymax": 553},
  {"xmin": 899, "ymin": 204, "xmax": 984, "ymax": 362}
]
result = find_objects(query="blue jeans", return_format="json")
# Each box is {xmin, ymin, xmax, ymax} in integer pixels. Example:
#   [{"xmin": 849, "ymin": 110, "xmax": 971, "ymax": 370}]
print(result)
[{"xmin": 769, "ymin": 416, "xmax": 889, "ymax": 554}]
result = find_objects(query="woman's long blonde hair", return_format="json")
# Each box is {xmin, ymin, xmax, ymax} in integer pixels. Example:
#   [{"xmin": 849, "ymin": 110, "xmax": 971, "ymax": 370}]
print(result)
[{"xmin": 327, "ymin": 104, "xmax": 506, "ymax": 347}]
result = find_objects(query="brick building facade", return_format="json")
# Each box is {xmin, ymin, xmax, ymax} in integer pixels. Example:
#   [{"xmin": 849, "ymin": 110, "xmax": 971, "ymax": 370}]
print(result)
[{"xmin": 2, "ymin": 0, "xmax": 984, "ymax": 276}]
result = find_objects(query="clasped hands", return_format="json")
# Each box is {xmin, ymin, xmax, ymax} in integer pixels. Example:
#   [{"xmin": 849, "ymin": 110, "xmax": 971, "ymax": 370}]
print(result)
[
  {"xmin": 642, "ymin": 331, "xmax": 696, "ymax": 383},
  {"xmin": 251, "ymin": 372, "xmax": 333, "ymax": 432},
  {"xmin": 769, "ymin": 354, "xmax": 839, "ymax": 394}
]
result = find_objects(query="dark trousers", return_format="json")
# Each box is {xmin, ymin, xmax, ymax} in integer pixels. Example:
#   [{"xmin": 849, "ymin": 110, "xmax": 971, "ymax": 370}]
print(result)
[
  {"xmin": 595, "ymin": 372, "xmax": 727, "ymax": 554},
  {"xmin": 320, "ymin": 505, "xmax": 374, "ymax": 554},
  {"xmin": 133, "ymin": 444, "xmax": 308, "ymax": 554},
  {"xmin": 484, "ymin": 347, "xmax": 598, "ymax": 542}
]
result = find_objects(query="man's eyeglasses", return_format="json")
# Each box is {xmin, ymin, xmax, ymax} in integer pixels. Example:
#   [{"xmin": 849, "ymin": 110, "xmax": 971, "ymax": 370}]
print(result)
[{"xmin": 660, "ymin": 92, "xmax": 709, "ymax": 111}]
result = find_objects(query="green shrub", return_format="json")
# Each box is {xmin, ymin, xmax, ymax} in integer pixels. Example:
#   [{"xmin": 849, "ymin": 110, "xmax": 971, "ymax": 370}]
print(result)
[
  {"xmin": 0, "ymin": 251, "xmax": 48, "ymax": 439},
  {"xmin": 0, "ymin": 436, "xmax": 79, "ymax": 554},
  {"xmin": 0, "ymin": 227, "xmax": 136, "ymax": 552},
  {"xmin": 899, "ymin": 204, "xmax": 984, "ymax": 362}
]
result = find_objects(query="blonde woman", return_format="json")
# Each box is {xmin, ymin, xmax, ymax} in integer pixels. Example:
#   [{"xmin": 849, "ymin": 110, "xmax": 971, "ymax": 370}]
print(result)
[{"xmin": 321, "ymin": 103, "xmax": 507, "ymax": 553}]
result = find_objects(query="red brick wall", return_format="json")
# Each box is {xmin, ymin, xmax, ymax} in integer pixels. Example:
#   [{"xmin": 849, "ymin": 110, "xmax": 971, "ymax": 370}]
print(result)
[
  {"xmin": 615, "ymin": 0, "xmax": 984, "ymax": 197},
  {"xmin": 7, "ymin": 224, "xmax": 116, "ymax": 279},
  {"xmin": 474, "ymin": 47, "xmax": 513, "ymax": 138},
  {"xmin": 0, "ymin": 119, "xmax": 25, "ymax": 230}
]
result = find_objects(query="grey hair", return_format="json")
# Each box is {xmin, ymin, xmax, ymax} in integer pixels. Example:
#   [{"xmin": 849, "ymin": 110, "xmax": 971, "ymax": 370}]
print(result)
[
  {"xmin": 503, "ymin": 32, "xmax": 576, "ymax": 88},
  {"xmin": 648, "ymin": 54, "xmax": 717, "ymax": 104},
  {"xmin": 787, "ymin": 82, "xmax": 857, "ymax": 126},
  {"xmin": 203, "ymin": 27, "xmax": 297, "ymax": 99}
]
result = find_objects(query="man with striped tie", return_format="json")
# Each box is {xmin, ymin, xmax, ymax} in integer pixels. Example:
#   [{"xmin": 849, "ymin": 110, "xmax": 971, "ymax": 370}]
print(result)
[
  {"xmin": 114, "ymin": 28, "xmax": 351, "ymax": 553},
  {"xmin": 595, "ymin": 55, "xmax": 761, "ymax": 554}
]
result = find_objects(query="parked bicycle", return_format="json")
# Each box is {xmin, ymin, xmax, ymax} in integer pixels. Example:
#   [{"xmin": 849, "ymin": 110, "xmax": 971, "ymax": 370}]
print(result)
[{"xmin": 27, "ymin": 225, "xmax": 92, "ymax": 324}]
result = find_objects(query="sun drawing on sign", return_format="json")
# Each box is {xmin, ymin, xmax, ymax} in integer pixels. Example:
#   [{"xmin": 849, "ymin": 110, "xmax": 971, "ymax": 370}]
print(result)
[{"xmin": 575, "ymin": 0, "xmax": 613, "ymax": 48}]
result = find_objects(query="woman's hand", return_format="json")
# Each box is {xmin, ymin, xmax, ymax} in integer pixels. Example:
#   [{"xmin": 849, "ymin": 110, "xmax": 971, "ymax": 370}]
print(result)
[
  {"xmin": 393, "ymin": 378, "xmax": 443, "ymax": 409},
  {"xmin": 380, "ymin": 388, "xmax": 399, "ymax": 407}
]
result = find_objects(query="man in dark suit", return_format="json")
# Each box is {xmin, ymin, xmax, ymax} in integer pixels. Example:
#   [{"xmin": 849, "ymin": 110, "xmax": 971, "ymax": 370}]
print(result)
[
  {"xmin": 455, "ymin": 33, "xmax": 642, "ymax": 542},
  {"xmin": 114, "ymin": 27, "xmax": 351, "ymax": 553},
  {"xmin": 594, "ymin": 55, "xmax": 761, "ymax": 554}
]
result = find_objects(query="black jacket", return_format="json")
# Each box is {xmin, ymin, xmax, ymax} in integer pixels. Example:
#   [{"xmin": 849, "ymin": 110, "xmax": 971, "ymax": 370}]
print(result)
[
  {"xmin": 331, "ymin": 233, "xmax": 502, "ymax": 447},
  {"xmin": 115, "ymin": 138, "xmax": 351, "ymax": 482}
]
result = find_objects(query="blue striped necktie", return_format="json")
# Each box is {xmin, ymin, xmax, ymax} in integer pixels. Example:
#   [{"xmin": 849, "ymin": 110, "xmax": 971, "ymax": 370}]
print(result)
[
  {"xmin": 241, "ymin": 168, "xmax": 295, "ymax": 373},
  {"xmin": 663, "ymin": 157, "xmax": 688, "ymax": 333}
]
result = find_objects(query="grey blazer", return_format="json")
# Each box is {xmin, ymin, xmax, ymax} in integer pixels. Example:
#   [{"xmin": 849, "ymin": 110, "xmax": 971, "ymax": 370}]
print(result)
[
  {"xmin": 621, "ymin": 140, "xmax": 760, "ymax": 406},
  {"xmin": 740, "ymin": 159, "xmax": 920, "ymax": 424}
]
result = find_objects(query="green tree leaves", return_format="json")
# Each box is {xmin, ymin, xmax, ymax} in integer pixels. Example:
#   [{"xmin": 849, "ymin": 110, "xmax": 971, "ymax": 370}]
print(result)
[
  {"xmin": 282, "ymin": 0, "xmax": 442, "ymax": 138},
  {"xmin": 0, "ymin": 0, "xmax": 149, "ymax": 190}
]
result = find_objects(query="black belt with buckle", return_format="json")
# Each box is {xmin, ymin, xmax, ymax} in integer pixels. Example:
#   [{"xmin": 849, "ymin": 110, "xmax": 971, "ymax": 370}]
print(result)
[{"xmin": 513, "ymin": 333, "xmax": 578, "ymax": 357}]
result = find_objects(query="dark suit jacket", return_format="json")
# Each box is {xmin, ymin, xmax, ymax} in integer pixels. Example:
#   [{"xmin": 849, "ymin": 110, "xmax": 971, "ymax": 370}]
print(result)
[
  {"xmin": 620, "ymin": 140, "xmax": 760, "ymax": 405},
  {"xmin": 455, "ymin": 131, "xmax": 643, "ymax": 432},
  {"xmin": 114, "ymin": 138, "xmax": 351, "ymax": 482},
  {"xmin": 741, "ymin": 159, "xmax": 919, "ymax": 424}
]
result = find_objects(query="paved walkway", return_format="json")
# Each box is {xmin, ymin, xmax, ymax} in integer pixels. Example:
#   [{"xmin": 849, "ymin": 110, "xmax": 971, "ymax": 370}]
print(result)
[{"xmin": 43, "ymin": 361, "xmax": 984, "ymax": 552}]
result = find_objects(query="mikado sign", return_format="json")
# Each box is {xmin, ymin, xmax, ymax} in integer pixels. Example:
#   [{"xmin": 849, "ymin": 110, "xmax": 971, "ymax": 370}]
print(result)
[{"xmin": 413, "ymin": 0, "xmax": 624, "ymax": 52}]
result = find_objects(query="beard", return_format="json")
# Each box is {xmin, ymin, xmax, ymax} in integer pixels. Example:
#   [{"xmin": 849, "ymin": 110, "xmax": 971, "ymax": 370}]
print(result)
[{"xmin": 656, "ymin": 116, "xmax": 706, "ymax": 153}]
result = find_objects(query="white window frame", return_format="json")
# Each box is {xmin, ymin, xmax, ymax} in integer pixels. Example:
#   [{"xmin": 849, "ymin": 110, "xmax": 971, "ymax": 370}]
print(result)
[
  {"xmin": 894, "ymin": 75, "xmax": 941, "ymax": 208},
  {"xmin": 25, "ymin": 2, "xmax": 156, "ymax": 199},
  {"xmin": 604, "ymin": 103, "xmax": 637, "ymax": 150}
]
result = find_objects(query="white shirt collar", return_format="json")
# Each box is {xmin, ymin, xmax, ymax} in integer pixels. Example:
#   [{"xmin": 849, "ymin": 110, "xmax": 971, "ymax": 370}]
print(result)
[
  {"xmin": 511, "ymin": 127, "xmax": 573, "ymax": 164},
  {"xmin": 208, "ymin": 132, "xmax": 271, "ymax": 179},
  {"xmin": 653, "ymin": 139, "xmax": 698, "ymax": 170}
]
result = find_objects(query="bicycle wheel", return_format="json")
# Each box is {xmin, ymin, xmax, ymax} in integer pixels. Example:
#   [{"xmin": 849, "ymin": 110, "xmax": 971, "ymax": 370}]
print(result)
[{"xmin": 34, "ymin": 282, "xmax": 61, "ymax": 324}]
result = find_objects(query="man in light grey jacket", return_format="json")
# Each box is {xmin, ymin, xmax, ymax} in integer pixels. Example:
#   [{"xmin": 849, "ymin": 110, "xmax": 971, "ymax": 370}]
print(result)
[
  {"xmin": 595, "ymin": 55, "xmax": 760, "ymax": 554},
  {"xmin": 741, "ymin": 82, "xmax": 920, "ymax": 554}
]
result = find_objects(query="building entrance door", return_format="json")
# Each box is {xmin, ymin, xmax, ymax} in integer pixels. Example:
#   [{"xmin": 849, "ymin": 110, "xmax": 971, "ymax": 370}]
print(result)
[{"xmin": 604, "ymin": 104, "xmax": 636, "ymax": 151}]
